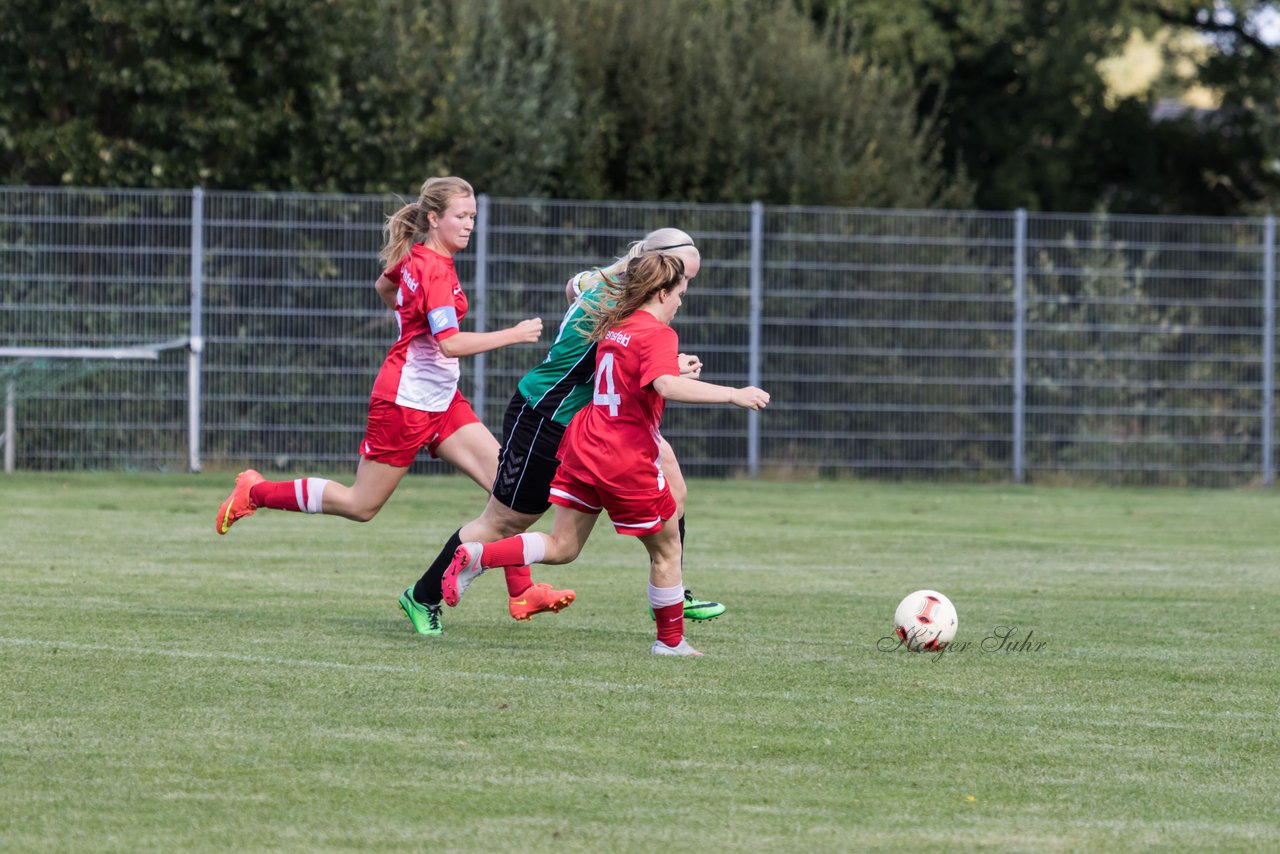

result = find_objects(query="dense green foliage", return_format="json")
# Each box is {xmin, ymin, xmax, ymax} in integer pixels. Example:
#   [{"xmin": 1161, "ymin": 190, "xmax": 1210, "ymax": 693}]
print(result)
[
  {"xmin": 1160, "ymin": 1, "xmax": 1280, "ymax": 215},
  {"xmin": 0, "ymin": 0, "xmax": 966, "ymax": 208},
  {"xmin": 7, "ymin": 0, "xmax": 1276, "ymax": 213},
  {"xmin": 804, "ymin": 0, "xmax": 1280, "ymax": 213},
  {"xmin": 3, "ymin": 473, "xmax": 1278, "ymax": 850}
]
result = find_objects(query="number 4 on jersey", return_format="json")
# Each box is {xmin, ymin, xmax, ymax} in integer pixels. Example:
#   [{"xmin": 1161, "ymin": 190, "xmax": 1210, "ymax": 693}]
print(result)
[{"xmin": 593, "ymin": 352, "xmax": 621, "ymax": 416}]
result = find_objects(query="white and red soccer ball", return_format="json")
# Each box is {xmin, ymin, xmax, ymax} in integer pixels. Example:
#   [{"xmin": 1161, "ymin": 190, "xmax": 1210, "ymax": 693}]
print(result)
[{"xmin": 894, "ymin": 589, "xmax": 958, "ymax": 652}]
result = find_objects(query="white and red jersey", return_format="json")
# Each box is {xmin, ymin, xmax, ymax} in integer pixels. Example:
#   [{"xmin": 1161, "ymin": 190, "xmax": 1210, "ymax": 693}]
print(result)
[
  {"xmin": 557, "ymin": 310, "xmax": 680, "ymax": 493},
  {"xmin": 371, "ymin": 244, "xmax": 468, "ymax": 412}
]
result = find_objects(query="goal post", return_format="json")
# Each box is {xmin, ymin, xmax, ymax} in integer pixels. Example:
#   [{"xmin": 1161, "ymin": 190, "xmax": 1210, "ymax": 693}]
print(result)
[
  {"xmin": 0, "ymin": 338, "xmax": 191, "ymax": 473},
  {"xmin": 0, "ymin": 341, "xmax": 187, "ymax": 361}
]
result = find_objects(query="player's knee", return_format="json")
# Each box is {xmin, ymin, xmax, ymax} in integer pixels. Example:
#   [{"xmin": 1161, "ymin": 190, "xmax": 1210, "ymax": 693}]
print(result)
[
  {"xmin": 545, "ymin": 536, "xmax": 582, "ymax": 564},
  {"xmin": 493, "ymin": 518, "xmax": 529, "ymax": 539},
  {"xmin": 486, "ymin": 503, "xmax": 542, "ymax": 540}
]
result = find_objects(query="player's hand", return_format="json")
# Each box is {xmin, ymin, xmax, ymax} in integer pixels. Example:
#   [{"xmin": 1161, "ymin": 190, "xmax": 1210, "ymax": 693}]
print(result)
[
  {"xmin": 730, "ymin": 386, "xmax": 770, "ymax": 410},
  {"xmin": 512, "ymin": 317, "xmax": 543, "ymax": 343},
  {"xmin": 678, "ymin": 353, "xmax": 703, "ymax": 378}
]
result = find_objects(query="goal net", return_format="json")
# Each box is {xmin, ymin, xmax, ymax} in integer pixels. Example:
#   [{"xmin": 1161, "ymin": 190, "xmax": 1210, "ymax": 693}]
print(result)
[{"xmin": 0, "ymin": 339, "xmax": 189, "ymax": 472}]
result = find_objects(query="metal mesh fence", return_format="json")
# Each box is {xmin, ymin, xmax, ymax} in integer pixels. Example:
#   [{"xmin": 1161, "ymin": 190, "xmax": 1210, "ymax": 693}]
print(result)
[
  {"xmin": 0, "ymin": 188, "xmax": 191, "ymax": 468},
  {"xmin": 2, "ymin": 186, "xmax": 1276, "ymax": 485},
  {"xmin": 200, "ymin": 191, "xmax": 391, "ymax": 469},
  {"xmin": 1024, "ymin": 214, "xmax": 1269, "ymax": 485},
  {"xmin": 761, "ymin": 207, "xmax": 1016, "ymax": 478}
]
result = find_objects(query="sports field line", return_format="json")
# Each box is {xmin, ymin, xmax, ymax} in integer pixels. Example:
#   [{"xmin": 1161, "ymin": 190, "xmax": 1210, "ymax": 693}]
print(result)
[{"xmin": 0, "ymin": 636, "xmax": 650, "ymax": 692}]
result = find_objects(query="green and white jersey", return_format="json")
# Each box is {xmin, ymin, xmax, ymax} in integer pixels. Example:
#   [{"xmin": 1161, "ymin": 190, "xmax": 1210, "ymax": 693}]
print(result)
[{"xmin": 516, "ymin": 270, "xmax": 608, "ymax": 425}]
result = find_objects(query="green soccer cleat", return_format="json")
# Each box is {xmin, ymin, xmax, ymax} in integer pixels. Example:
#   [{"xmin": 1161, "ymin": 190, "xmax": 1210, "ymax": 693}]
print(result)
[
  {"xmin": 682, "ymin": 588, "xmax": 726, "ymax": 621},
  {"xmin": 398, "ymin": 588, "xmax": 443, "ymax": 637},
  {"xmin": 651, "ymin": 588, "xmax": 726, "ymax": 622}
]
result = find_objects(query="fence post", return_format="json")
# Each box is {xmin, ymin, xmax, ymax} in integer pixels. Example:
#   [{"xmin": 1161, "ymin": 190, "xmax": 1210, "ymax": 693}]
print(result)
[
  {"xmin": 473, "ymin": 193, "xmax": 491, "ymax": 426},
  {"xmin": 187, "ymin": 187, "xmax": 204, "ymax": 473},
  {"xmin": 1264, "ymin": 215, "xmax": 1276, "ymax": 486},
  {"xmin": 3, "ymin": 378, "xmax": 14, "ymax": 473},
  {"xmin": 1012, "ymin": 208, "xmax": 1027, "ymax": 484},
  {"xmin": 748, "ymin": 201, "xmax": 764, "ymax": 477}
]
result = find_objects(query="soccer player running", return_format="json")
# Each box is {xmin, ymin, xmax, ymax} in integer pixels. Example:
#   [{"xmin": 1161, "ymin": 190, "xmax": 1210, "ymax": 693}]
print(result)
[
  {"xmin": 442, "ymin": 251, "xmax": 770, "ymax": 656},
  {"xmin": 398, "ymin": 229, "xmax": 725, "ymax": 636},
  {"xmin": 214, "ymin": 177, "xmax": 547, "ymax": 564}
]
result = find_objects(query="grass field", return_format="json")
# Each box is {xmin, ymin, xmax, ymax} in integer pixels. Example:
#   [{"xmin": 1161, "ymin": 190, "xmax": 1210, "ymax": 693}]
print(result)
[{"xmin": 2, "ymin": 472, "xmax": 1278, "ymax": 852}]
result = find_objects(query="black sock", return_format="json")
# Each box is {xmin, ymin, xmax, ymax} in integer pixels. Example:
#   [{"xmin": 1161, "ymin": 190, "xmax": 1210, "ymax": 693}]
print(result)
[
  {"xmin": 412, "ymin": 528, "xmax": 463, "ymax": 606},
  {"xmin": 678, "ymin": 515, "xmax": 686, "ymax": 578}
]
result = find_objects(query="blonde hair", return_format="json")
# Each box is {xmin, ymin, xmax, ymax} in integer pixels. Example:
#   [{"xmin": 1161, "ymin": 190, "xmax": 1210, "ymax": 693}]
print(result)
[
  {"xmin": 578, "ymin": 227, "xmax": 698, "ymax": 292},
  {"xmin": 379, "ymin": 176, "xmax": 475, "ymax": 266},
  {"xmin": 585, "ymin": 252, "xmax": 687, "ymax": 342}
]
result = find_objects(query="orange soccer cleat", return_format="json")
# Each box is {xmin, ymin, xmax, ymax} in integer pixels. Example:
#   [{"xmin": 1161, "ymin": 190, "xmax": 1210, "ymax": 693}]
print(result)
[
  {"xmin": 508, "ymin": 582, "xmax": 576, "ymax": 621},
  {"xmin": 216, "ymin": 469, "xmax": 265, "ymax": 535}
]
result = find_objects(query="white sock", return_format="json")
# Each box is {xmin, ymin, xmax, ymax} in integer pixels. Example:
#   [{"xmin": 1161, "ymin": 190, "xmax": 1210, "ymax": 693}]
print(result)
[
  {"xmin": 295, "ymin": 477, "xmax": 329, "ymax": 514},
  {"xmin": 648, "ymin": 581, "xmax": 684, "ymax": 609},
  {"xmin": 518, "ymin": 532, "xmax": 546, "ymax": 565}
]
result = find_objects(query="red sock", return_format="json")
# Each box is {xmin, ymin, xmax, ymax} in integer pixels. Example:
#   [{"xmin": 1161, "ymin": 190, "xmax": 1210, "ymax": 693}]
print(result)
[
  {"xmin": 503, "ymin": 565, "xmax": 533, "ymax": 597},
  {"xmin": 654, "ymin": 602, "xmax": 684, "ymax": 648},
  {"xmin": 481, "ymin": 536, "xmax": 527, "ymax": 570},
  {"xmin": 249, "ymin": 480, "xmax": 304, "ymax": 512}
]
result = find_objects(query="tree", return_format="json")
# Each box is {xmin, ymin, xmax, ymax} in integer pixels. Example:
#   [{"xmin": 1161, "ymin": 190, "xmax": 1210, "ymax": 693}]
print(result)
[
  {"xmin": 0, "ymin": 0, "xmax": 378, "ymax": 189},
  {"xmin": 531, "ymin": 0, "xmax": 970, "ymax": 207},
  {"xmin": 799, "ymin": 0, "xmax": 1280, "ymax": 214},
  {"xmin": 1138, "ymin": 1, "xmax": 1280, "ymax": 214},
  {"xmin": 0, "ymin": 0, "xmax": 968, "ymax": 209}
]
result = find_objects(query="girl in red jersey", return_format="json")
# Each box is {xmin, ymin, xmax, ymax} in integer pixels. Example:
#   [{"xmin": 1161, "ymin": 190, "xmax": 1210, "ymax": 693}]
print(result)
[
  {"xmin": 214, "ymin": 177, "xmax": 546, "ymax": 555},
  {"xmin": 444, "ymin": 252, "xmax": 770, "ymax": 656}
]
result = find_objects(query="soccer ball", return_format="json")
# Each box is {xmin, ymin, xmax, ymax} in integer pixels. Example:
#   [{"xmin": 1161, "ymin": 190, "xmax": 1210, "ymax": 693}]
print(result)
[{"xmin": 894, "ymin": 589, "xmax": 958, "ymax": 652}]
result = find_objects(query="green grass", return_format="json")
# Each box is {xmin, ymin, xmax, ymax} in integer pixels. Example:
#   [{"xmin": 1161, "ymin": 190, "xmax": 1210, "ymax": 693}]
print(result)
[{"xmin": 2, "ymin": 472, "xmax": 1277, "ymax": 852}]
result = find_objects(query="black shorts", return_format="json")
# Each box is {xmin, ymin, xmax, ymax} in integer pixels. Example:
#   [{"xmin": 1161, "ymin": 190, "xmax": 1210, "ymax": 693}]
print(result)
[{"xmin": 491, "ymin": 392, "xmax": 568, "ymax": 515}]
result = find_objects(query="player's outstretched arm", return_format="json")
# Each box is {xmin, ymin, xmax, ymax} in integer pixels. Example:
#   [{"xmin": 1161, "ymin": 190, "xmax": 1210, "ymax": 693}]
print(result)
[
  {"xmin": 652, "ymin": 375, "xmax": 769, "ymax": 410},
  {"xmin": 437, "ymin": 318, "xmax": 543, "ymax": 357}
]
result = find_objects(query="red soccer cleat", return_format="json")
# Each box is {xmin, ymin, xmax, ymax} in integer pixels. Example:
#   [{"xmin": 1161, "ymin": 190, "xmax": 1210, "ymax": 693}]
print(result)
[
  {"xmin": 215, "ymin": 469, "xmax": 264, "ymax": 535},
  {"xmin": 509, "ymin": 583, "xmax": 576, "ymax": 621}
]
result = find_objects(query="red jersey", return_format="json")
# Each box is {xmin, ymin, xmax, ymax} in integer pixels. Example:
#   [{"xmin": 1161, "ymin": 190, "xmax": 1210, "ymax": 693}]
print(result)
[
  {"xmin": 371, "ymin": 244, "xmax": 468, "ymax": 412},
  {"xmin": 558, "ymin": 310, "xmax": 680, "ymax": 493}
]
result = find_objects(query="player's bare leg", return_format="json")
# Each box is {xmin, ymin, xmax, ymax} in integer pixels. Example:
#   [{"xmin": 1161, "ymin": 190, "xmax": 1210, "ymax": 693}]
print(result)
[
  {"xmin": 460, "ymin": 495, "xmax": 542, "ymax": 543},
  {"xmin": 443, "ymin": 505, "xmax": 591, "ymax": 613},
  {"xmin": 216, "ymin": 458, "xmax": 408, "ymax": 533},
  {"xmin": 434, "ymin": 422, "xmax": 501, "ymax": 491},
  {"xmin": 538, "ymin": 505, "xmax": 600, "ymax": 565},
  {"xmin": 660, "ymin": 437, "xmax": 687, "ymax": 514},
  {"xmin": 655, "ymin": 437, "xmax": 724, "ymax": 621},
  {"xmin": 438, "ymin": 496, "xmax": 553, "ymax": 609},
  {"xmin": 315, "ymin": 457, "xmax": 409, "ymax": 521},
  {"xmin": 431, "ymin": 424, "xmax": 572, "ymax": 613}
]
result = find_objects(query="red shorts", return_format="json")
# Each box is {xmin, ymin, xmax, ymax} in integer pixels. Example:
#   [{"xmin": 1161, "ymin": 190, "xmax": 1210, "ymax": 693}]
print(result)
[
  {"xmin": 548, "ymin": 463, "xmax": 677, "ymax": 537},
  {"xmin": 360, "ymin": 391, "xmax": 481, "ymax": 467}
]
